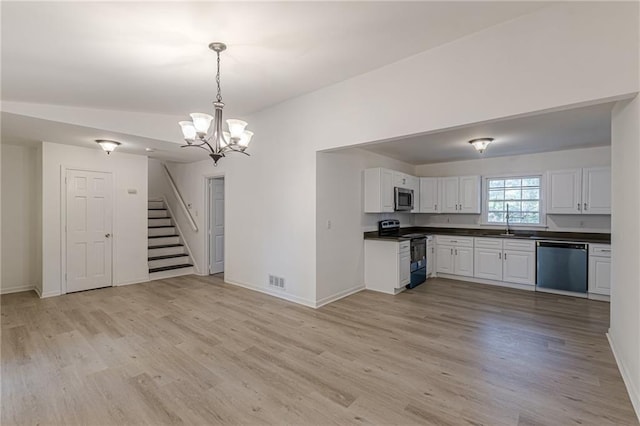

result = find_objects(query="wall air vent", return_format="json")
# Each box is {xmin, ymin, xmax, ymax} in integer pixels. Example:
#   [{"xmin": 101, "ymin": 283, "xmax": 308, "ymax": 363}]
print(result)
[{"xmin": 268, "ymin": 274, "xmax": 285, "ymax": 290}]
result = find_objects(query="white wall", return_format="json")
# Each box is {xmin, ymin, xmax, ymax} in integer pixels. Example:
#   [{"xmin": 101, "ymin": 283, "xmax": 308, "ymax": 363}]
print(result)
[
  {"xmin": 610, "ymin": 95, "xmax": 640, "ymax": 416},
  {"xmin": 41, "ymin": 142, "xmax": 149, "ymax": 297},
  {"xmin": 1, "ymin": 143, "xmax": 41, "ymax": 294},
  {"xmin": 148, "ymin": 158, "xmax": 171, "ymax": 199},
  {"xmin": 316, "ymin": 148, "xmax": 414, "ymax": 305},
  {"xmin": 414, "ymin": 146, "xmax": 612, "ymax": 232}
]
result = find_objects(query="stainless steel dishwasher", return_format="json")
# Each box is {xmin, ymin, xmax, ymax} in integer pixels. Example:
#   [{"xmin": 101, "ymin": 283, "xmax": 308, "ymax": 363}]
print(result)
[{"xmin": 536, "ymin": 241, "xmax": 588, "ymax": 294}]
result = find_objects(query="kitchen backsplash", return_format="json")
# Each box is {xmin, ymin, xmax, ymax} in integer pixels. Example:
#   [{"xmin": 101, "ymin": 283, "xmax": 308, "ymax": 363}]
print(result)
[
  {"xmin": 413, "ymin": 213, "xmax": 610, "ymax": 233},
  {"xmin": 362, "ymin": 212, "xmax": 415, "ymax": 232}
]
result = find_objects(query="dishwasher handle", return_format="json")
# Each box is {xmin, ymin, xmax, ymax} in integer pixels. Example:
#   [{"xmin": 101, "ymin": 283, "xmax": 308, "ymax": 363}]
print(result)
[{"xmin": 536, "ymin": 241, "xmax": 587, "ymax": 250}]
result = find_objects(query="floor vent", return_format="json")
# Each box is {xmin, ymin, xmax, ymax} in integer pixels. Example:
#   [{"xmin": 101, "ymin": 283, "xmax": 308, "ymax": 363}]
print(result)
[{"xmin": 268, "ymin": 275, "xmax": 285, "ymax": 290}]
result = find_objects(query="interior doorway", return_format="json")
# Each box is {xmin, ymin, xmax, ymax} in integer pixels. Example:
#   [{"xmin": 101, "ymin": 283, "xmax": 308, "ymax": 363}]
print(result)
[
  {"xmin": 65, "ymin": 169, "xmax": 113, "ymax": 293},
  {"xmin": 208, "ymin": 177, "xmax": 225, "ymax": 274}
]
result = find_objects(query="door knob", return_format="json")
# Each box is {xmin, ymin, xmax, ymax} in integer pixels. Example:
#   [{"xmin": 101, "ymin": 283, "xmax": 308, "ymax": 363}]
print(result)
[{"xmin": 105, "ymin": 233, "xmax": 111, "ymax": 238}]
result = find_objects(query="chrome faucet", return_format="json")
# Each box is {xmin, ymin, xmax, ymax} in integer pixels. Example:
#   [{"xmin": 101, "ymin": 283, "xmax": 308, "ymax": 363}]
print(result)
[{"xmin": 505, "ymin": 204, "xmax": 511, "ymax": 235}]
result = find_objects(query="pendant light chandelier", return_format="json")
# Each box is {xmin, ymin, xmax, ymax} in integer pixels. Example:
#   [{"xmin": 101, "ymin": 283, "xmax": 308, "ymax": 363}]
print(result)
[
  {"xmin": 468, "ymin": 137, "xmax": 494, "ymax": 154},
  {"xmin": 178, "ymin": 42, "xmax": 253, "ymax": 165}
]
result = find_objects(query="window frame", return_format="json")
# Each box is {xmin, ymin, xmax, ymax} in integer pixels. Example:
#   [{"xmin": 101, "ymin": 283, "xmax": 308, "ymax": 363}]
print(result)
[{"xmin": 482, "ymin": 173, "xmax": 547, "ymax": 228}]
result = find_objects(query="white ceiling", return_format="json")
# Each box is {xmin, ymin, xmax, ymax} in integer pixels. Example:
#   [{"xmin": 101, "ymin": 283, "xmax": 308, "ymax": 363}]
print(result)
[
  {"xmin": 357, "ymin": 102, "xmax": 614, "ymax": 165},
  {"xmin": 2, "ymin": 1, "xmax": 549, "ymax": 117}
]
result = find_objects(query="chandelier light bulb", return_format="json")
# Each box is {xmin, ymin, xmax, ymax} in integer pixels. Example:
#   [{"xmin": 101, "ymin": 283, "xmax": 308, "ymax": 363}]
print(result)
[
  {"xmin": 178, "ymin": 121, "xmax": 197, "ymax": 142},
  {"xmin": 239, "ymin": 130, "xmax": 254, "ymax": 148},
  {"xmin": 190, "ymin": 113, "xmax": 214, "ymax": 136},
  {"xmin": 226, "ymin": 119, "xmax": 248, "ymax": 140}
]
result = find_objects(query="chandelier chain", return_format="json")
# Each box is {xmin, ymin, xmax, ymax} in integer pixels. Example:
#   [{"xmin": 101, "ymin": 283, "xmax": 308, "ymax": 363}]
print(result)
[{"xmin": 216, "ymin": 51, "xmax": 222, "ymax": 103}]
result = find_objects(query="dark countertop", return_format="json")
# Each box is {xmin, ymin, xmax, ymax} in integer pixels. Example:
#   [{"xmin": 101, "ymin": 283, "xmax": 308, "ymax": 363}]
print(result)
[{"xmin": 364, "ymin": 227, "xmax": 611, "ymax": 244}]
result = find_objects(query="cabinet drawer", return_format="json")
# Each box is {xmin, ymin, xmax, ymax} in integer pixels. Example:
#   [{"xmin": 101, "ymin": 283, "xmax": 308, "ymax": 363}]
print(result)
[
  {"xmin": 503, "ymin": 239, "xmax": 535, "ymax": 252},
  {"xmin": 589, "ymin": 244, "xmax": 611, "ymax": 257},
  {"xmin": 435, "ymin": 235, "xmax": 473, "ymax": 247},
  {"xmin": 474, "ymin": 238, "xmax": 503, "ymax": 249},
  {"xmin": 399, "ymin": 241, "xmax": 410, "ymax": 253}
]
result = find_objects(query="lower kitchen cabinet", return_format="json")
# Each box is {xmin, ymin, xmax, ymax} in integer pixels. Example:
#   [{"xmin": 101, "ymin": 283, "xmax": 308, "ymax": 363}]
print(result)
[
  {"xmin": 435, "ymin": 236, "xmax": 474, "ymax": 278},
  {"xmin": 473, "ymin": 238, "xmax": 536, "ymax": 286},
  {"xmin": 502, "ymin": 250, "xmax": 535, "ymax": 285},
  {"xmin": 365, "ymin": 239, "xmax": 411, "ymax": 294},
  {"xmin": 474, "ymin": 248, "xmax": 503, "ymax": 281},
  {"xmin": 589, "ymin": 244, "xmax": 611, "ymax": 296}
]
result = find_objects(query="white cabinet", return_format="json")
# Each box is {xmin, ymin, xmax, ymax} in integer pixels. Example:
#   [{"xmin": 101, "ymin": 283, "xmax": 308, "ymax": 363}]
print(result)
[
  {"xmin": 365, "ymin": 239, "xmax": 411, "ymax": 295},
  {"xmin": 393, "ymin": 171, "xmax": 411, "ymax": 188},
  {"xmin": 419, "ymin": 177, "xmax": 439, "ymax": 213},
  {"xmin": 439, "ymin": 176, "xmax": 481, "ymax": 213},
  {"xmin": 426, "ymin": 237, "xmax": 435, "ymax": 277},
  {"xmin": 435, "ymin": 236, "xmax": 474, "ymax": 277},
  {"xmin": 473, "ymin": 238, "xmax": 535, "ymax": 285},
  {"xmin": 583, "ymin": 167, "xmax": 611, "ymax": 214},
  {"xmin": 547, "ymin": 167, "xmax": 610, "ymax": 215},
  {"xmin": 408, "ymin": 175, "xmax": 420, "ymax": 213},
  {"xmin": 364, "ymin": 168, "xmax": 394, "ymax": 213},
  {"xmin": 589, "ymin": 244, "xmax": 611, "ymax": 296}
]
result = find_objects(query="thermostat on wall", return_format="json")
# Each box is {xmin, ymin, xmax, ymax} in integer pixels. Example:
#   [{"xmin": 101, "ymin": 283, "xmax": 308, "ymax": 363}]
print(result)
[{"xmin": 127, "ymin": 189, "xmax": 137, "ymax": 194}]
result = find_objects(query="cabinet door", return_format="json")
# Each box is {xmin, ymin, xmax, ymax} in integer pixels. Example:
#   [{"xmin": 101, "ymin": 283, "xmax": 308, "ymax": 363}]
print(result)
[
  {"xmin": 381, "ymin": 169, "xmax": 394, "ymax": 212},
  {"xmin": 582, "ymin": 167, "xmax": 611, "ymax": 215},
  {"xmin": 426, "ymin": 243, "xmax": 435, "ymax": 277},
  {"xmin": 588, "ymin": 256, "xmax": 611, "ymax": 295},
  {"xmin": 440, "ymin": 177, "xmax": 459, "ymax": 213},
  {"xmin": 503, "ymin": 250, "xmax": 535, "ymax": 285},
  {"xmin": 419, "ymin": 178, "xmax": 440, "ymax": 213},
  {"xmin": 399, "ymin": 252, "xmax": 411, "ymax": 287},
  {"xmin": 547, "ymin": 169, "xmax": 582, "ymax": 214},
  {"xmin": 458, "ymin": 176, "xmax": 481, "ymax": 213},
  {"xmin": 409, "ymin": 176, "xmax": 420, "ymax": 213},
  {"xmin": 474, "ymin": 248, "xmax": 503, "ymax": 281},
  {"xmin": 393, "ymin": 171, "xmax": 409, "ymax": 188},
  {"xmin": 436, "ymin": 245, "xmax": 454, "ymax": 274},
  {"xmin": 454, "ymin": 247, "xmax": 474, "ymax": 277}
]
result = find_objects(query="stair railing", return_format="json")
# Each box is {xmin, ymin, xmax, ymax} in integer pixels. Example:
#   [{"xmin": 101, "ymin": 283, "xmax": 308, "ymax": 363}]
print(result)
[{"xmin": 162, "ymin": 164, "xmax": 198, "ymax": 232}]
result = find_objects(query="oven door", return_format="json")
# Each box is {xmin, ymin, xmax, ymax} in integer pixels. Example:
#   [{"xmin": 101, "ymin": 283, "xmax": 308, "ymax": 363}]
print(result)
[{"xmin": 394, "ymin": 187, "xmax": 414, "ymax": 211}]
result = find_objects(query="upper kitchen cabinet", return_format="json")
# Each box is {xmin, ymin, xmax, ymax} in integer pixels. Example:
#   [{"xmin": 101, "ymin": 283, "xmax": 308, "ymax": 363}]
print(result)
[
  {"xmin": 393, "ymin": 171, "xmax": 412, "ymax": 188},
  {"xmin": 440, "ymin": 176, "xmax": 481, "ymax": 214},
  {"xmin": 364, "ymin": 168, "xmax": 394, "ymax": 213},
  {"xmin": 547, "ymin": 167, "xmax": 611, "ymax": 215},
  {"xmin": 408, "ymin": 175, "xmax": 420, "ymax": 213},
  {"xmin": 419, "ymin": 177, "xmax": 439, "ymax": 213}
]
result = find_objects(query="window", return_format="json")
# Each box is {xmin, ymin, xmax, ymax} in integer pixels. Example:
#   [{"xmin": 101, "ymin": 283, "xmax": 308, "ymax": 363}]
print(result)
[{"xmin": 485, "ymin": 176, "xmax": 542, "ymax": 225}]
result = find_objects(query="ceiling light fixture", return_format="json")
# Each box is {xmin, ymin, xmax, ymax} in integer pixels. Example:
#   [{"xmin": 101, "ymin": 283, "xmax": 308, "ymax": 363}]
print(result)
[
  {"xmin": 468, "ymin": 137, "xmax": 494, "ymax": 154},
  {"xmin": 178, "ymin": 42, "xmax": 254, "ymax": 166},
  {"xmin": 96, "ymin": 139, "xmax": 121, "ymax": 155}
]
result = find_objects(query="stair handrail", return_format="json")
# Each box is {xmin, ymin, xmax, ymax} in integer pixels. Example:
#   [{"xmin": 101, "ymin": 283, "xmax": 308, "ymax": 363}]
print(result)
[{"xmin": 162, "ymin": 164, "xmax": 198, "ymax": 232}]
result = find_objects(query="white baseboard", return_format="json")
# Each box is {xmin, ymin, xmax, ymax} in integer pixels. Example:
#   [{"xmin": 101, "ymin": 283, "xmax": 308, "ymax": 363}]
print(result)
[
  {"xmin": 315, "ymin": 285, "xmax": 365, "ymax": 308},
  {"xmin": 116, "ymin": 276, "xmax": 150, "ymax": 287},
  {"xmin": 224, "ymin": 278, "xmax": 316, "ymax": 308},
  {"xmin": 34, "ymin": 286, "xmax": 42, "ymax": 298},
  {"xmin": 436, "ymin": 273, "xmax": 535, "ymax": 292},
  {"xmin": 1, "ymin": 284, "xmax": 35, "ymax": 295},
  {"xmin": 588, "ymin": 292, "xmax": 610, "ymax": 302},
  {"xmin": 40, "ymin": 290, "xmax": 61, "ymax": 298},
  {"xmin": 607, "ymin": 332, "xmax": 640, "ymax": 421}
]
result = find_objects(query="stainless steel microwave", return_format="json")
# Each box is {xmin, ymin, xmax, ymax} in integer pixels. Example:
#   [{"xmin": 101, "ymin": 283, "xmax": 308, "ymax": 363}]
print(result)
[{"xmin": 394, "ymin": 187, "xmax": 414, "ymax": 211}]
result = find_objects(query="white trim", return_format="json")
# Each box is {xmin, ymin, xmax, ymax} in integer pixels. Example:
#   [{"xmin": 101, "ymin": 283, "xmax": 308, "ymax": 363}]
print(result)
[
  {"xmin": 607, "ymin": 332, "xmax": 640, "ymax": 421},
  {"xmin": 115, "ymin": 276, "xmax": 149, "ymax": 287},
  {"xmin": 34, "ymin": 286, "xmax": 42, "ymax": 298},
  {"xmin": 61, "ymin": 166, "xmax": 115, "ymax": 295},
  {"xmin": 315, "ymin": 285, "xmax": 365, "ymax": 308},
  {"xmin": 40, "ymin": 290, "xmax": 62, "ymax": 298},
  {"xmin": 588, "ymin": 293, "xmax": 610, "ymax": 302},
  {"xmin": 162, "ymin": 195, "xmax": 199, "ymax": 274},
  {"xmin": 435, "ymin": 273, "xmax": 535, "ymax": 291},
  {"xmin": 535, "ymin": 287, "xmax": 588, "ymax": 298},
  {"xmin": 0, "ymin": 284, "xmax": 35, "ymax": 295},
  {"xmin": 224, "ymin": 278, "xmax": 316, "ymax": 308}
]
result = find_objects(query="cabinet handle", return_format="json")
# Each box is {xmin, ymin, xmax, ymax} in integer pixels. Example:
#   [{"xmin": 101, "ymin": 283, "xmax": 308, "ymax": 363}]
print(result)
[
  {"xmin": 504, "ymin": 253, "xmax": 507, "ymax": 260},
  {"xmin": 499, "ymin": 252, "xmax": 502, "ymax": 260},
  {"xmin": 600, "ymin": 249, "xmax": 611, "ymax": 252},
  {"xmin": 450, "ymin": 248, "xmax": 453, "ymax": 255},
  {"xmin": 577, "ymin": 203, "xmax": 581, "ymax": 211},
  {"xmin": 584, "ymin": 202, "xmax": 588, "ymax": 211},
  {"xmin": 434, "ymin": 204, "xmax": 437, "ymax": 210},
  {"xmin": 455, "ymin": 249, "xmax": 458, "ymax": 255}
]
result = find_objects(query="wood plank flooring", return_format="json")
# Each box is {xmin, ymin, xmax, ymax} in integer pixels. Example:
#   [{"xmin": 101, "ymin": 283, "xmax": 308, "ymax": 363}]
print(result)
[{"xmin": 2, "ymin": 275, "xmax": 637, "ymax": 425}]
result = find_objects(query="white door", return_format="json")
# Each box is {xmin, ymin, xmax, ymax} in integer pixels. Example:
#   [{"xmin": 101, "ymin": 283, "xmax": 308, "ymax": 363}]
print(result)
[
  {"xmin": 474, "ymin": 248, "xmax": 503, "ymax": 281},
  {"xmin": 582, "ymin": 167, "xmax": 611, "ymax": 215},
  {"xmin": 458, "ymin": 176, "xmax": 481, "ymax": 213},
  {"xmin": 436, "ymin": 245, "xmax": 454, "ymax": 274},
  {"xmin": 589, "ymin": 256, "xmax": 611, "ymax": 295},
  {"xmin": 454, "ymin": 247, "xmax": 474, "ymax": 277},
  {"xmin": 419, "ymin": 178, "xmax": 439, "ymax": 213},
  {"xmin": 547, "ymin": 169, "xmax": 582, "ymax": 214},
  {"xmin": 208, "ymin": 178, "xmax": 225, "ymax": 274},
  {"xmin": 440, "ymin": 177, "xmax": 459, "ymax": 213},
  {"xmin": 66, "ymin": 170, "xmax": 113, "ymax": 293},
  {"xmin": 503, "ymin": 250, "xmax": 535, "ymax": 285}
]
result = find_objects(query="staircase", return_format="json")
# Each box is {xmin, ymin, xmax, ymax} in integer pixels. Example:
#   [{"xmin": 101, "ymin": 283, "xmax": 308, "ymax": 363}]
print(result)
[{"xmin": 148, "ymin": 200, "xmax": 194, "ymax": 278}]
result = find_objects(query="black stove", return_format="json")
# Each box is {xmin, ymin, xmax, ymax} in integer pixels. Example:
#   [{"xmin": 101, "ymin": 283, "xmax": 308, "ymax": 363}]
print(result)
[{"xmin": 377, "ymin": 220, "xmax": 427, "ymax": 289}]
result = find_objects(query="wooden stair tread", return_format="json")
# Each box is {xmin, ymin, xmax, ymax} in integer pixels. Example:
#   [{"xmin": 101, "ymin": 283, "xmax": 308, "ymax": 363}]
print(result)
[
  {"xmin": 148, "ymin": 254, "xmax": 189, "ymax": 261},
  {"xmin": 149, "ymin": 264, "xmax": 193, "ymax": 273}
]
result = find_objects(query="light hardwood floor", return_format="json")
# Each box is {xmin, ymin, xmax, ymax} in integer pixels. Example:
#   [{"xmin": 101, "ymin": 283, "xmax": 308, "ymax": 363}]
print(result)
[{"xmin": 2, "ymin": 275, "xmax": 638, "ymax": 425}]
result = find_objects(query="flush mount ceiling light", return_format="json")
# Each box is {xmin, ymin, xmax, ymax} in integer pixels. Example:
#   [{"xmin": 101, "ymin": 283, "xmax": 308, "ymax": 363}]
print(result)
[
  {"xmin": 468, "ymin": 137, "xmax": 494, "ymax": 154},
  {"xmin": 178, "ymin": 42, "xmax": 254, "ymax": 166},
  {"xmin": 96, "ymin": 139, "xmax": 121, "ymax": 155}
]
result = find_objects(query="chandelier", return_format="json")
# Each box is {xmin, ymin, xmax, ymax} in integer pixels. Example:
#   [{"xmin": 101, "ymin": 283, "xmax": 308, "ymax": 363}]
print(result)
[
  {"xmin": 178, "ymin": 42, "xmax": 254, "ymax": 165},
  {"xmin": 468, "ymin": 137, "xmax": 494, "ymax": 154}
]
